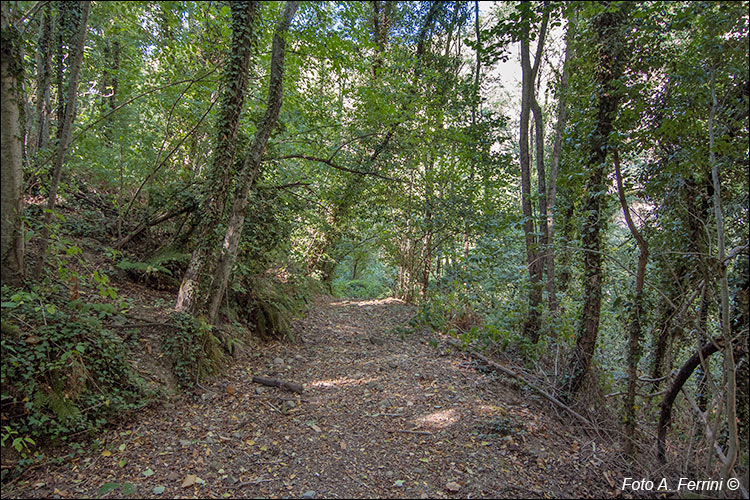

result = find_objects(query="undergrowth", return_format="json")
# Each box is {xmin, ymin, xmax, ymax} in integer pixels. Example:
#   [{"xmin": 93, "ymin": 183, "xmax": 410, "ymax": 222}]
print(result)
[
  {"xmin": 115, "ymin": 250, "xmax": 190, "ymax": 290},
  {"xmin": 410, "ymin": 291, "xmax": 541, "ymax": 360},
  {"xmin": 231, "ymin": 267, "xmax": 318, "ymax": 341},
  {"xmin": 162, "ymin": 312, "xmax": 223, "ymax": 388},
  {"xmin": 0, "ymin": 281, "xmax": 151, "ymax": 478}
]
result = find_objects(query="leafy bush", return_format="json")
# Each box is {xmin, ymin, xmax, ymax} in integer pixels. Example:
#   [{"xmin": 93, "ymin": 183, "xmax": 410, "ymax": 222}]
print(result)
[
  {"xmin": 116, "ymin": 250, "xmax": 190, "ymax": 289},
  {"xmin": 162, "ymin": 312, "xmax": 223, "ymax": 387},
  {"xmin": 231, "ymin": 271, "xmax": 316, "ymax": 341},
  {"xmin": 0, "ymin": 284, "xmax": 150, "ymax": 450}
]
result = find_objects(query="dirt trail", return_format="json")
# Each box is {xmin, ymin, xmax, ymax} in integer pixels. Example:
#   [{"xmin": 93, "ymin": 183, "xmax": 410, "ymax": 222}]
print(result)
[{"xmin": 11, "ymin": 296, "xmax": 617, "ymax": 499}]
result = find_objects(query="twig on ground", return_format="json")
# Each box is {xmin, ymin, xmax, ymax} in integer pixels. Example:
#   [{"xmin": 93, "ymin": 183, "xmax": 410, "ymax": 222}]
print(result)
[
  {"xmin": 264, "ymin": 401, "xmax": 282, "ymax": 414},
  {"xmin": 389, "ymin": 429, "xmax": 434, "ymax": 436},
  {"xmin": 445, "ymin": 337, "xmax": 595, "ymax": 436}
]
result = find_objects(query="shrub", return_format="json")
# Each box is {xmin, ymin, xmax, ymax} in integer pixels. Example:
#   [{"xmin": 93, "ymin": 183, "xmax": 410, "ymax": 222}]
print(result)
[
  {"xmin": 0, "ymin": 284, "xmax": 149, "ymax": 450},
  {"xmin": 162, "ymin": 312, "xmax": 223, "ymax": 387}
]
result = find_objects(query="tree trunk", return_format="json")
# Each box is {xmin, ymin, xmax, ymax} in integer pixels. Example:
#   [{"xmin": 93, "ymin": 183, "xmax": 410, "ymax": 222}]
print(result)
[
  {"xmin": 545, "ymin": 15, "xmax": 574, "ymax": 314},
  {"xmin": 464, "ymin": 1, "xmax": 481, "ymax": 261},
  {"xmin": 1, "ymin": 4, "xmax": 25, "ymax": 280},
  {"xmin": 708, "ymin": 71, "xmax": 738, "ymax": 480},
  {"xmin": 657, "ymin": 337, "xmax": 725, "ymax": 462},
  {"xmin": 176, "ymin": 1, "xmax": 259, "ymax": 314},
  {"xmin": 530, "ymin": 95, "xmax": 547, "ymax": 334},
  {"xmin": 422, "ymin": 167, "xmax": 434, "ymax": 300},
  {"xmin": 370, "ymin": 1, "xmax": 390, "ymax": 79},
  {"xmin": 33, "ymin": 1, "xmax": 91, "ymax": 279},
  {"xmin": 614, "ymin": 148, "xmax": 650, "ymax": 458},
  {"xmin": 519, "ymin": 5, "xmax": 548, "ymax": 343},
  {"xmin": 206, "ymin": 1, "xmax": 299, "ymax": 324},
  {"xmin": 30, "ymin": 3, "xmax": 53, "ymax": 160},
  {"xmin": 563, "ymin": 3, "xmax": 629, "ymax": 399}
]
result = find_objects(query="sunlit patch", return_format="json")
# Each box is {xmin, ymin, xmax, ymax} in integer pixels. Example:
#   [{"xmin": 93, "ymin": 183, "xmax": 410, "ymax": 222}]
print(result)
[
  {"xmin": 308, "ymin": 377, "xmax": 375, "ymax": 388},
  {"xmin": 24, "ymin": 195, "xmax": 48, "ymax": 206},
  {"xmin": 477, "ymin": 404, "xmax": 508, "ymax": 416},
  {"xmin": 415, "ymin": 408, "xmax": 459, "ymax": 429},
  {"xmin": 330, "ymin": 298, "xmax": 406, "ymax": 307},
  {"xmin": 357, "ymin": 298, "xmax": 404, "ymax": 306}
]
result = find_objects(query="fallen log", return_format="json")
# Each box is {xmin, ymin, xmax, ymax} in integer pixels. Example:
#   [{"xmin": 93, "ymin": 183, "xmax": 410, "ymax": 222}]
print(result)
[
  {"xmin": 252, "ymin": 376, "xmax": 304, "ymax": 394},
  {"xmin": 445, "ymin": 337, "xmax": 593, "ymax": 430},
  {"xmin": 116, "ymin": 202, "xmax": 196, "ymax": 249},
  {"xmin": 657, "ymin": 337, "xmax": 725, "ymax": 463}
]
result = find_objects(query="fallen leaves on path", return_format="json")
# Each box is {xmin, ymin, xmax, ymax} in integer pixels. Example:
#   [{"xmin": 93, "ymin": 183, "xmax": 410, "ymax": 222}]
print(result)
[{"xmin": 7, "ymin": 296, "xmax": 616, "ymax": 499}]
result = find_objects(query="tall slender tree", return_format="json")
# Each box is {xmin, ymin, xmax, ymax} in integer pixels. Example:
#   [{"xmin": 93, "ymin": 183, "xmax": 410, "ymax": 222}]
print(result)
[
  {"xmin": 563, "ymin": 2, "xmax": 630, "ymax": 399},
  {"xmin": 545, "ymin": 9, "xmax": 574, "ymax": 314},
  {"xmin": 176, "ymin": 1, "xmax": 259, "ymax": 314},
  {"xmin": 1, "ymin": 3, "xmax": 25, "ymax": 280},
  {"xmin": 206, "ymin": 1, "xmax": 300, "ymax": 324},
  {"xmin": 518, "ymin": 2, "xmax": 549, "ymax": 343},
  {"xmin": 614, "ymin": 148, "xmax": 650, "ymax": 457},
  {"xmin": 33, "ymin": 1, "xmax": 91, "ymax": 279}
]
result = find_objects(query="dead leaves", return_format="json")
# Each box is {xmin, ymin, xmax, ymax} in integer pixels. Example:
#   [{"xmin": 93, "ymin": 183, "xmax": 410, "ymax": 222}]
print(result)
[
  {"xmin": 18, "ymin": 296, "xmax": 618, "ymax": 499},
  {"xmin": 306, "ymin": 421, "xmax": 322, "ymax": 433},
  {"xmin": 445, "ymin": 481, "xmax": 461, "ymax": 492},
  {"xmin": 181, "ymin": 474, "xmax": 206, "ymax": 488}
]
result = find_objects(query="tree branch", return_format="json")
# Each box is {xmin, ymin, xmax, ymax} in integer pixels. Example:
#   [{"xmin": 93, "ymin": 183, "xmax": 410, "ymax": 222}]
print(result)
[{"xmin": 271, "ymin": 154, "xmax": 400, "ymax": 181}]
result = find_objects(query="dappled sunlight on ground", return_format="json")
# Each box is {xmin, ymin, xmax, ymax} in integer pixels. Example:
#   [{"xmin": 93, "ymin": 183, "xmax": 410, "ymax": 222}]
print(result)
[
  {"xmin": 308, "ymin": 376, "xmax": 376, "ymax": 388},
  {"xmin": 330, "ymin": 297, "xmax": 406, "ymax": 307},
  {"xmin": 414, "ymin": 408, "xmax": 460, "ymax": 429}
]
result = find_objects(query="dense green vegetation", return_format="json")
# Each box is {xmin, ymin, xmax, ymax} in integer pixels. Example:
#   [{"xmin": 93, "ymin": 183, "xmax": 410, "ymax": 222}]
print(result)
[{"xmin": 1, "ymin": 0, "xmax": 747, "ymax": 493}]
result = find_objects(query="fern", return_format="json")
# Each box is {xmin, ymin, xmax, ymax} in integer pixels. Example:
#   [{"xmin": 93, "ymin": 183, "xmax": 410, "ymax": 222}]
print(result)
[{"xmin": 116, "ymin": 250, "xmax": 190, "ymax": 277}]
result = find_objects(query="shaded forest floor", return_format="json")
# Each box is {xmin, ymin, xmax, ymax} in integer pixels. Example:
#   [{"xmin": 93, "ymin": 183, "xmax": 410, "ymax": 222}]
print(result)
[{"xmin": 7, "ymin": 295, "xmax": 624, "ymax": 499}]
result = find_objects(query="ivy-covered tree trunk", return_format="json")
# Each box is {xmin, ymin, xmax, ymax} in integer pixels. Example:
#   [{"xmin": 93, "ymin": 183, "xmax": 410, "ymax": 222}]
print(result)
[
  {"xmin": 33, "ymin": 1, "xmax": 91, "ymax": 279},
  {"xmin": 30, "ymin": 3, "xmax": 53, "ymax": 160},
  {"xmin": 563, "ymin": 3, "xmax": 629, "ymax": 399},
  {"xmin": 176, "ymin": 1, "xmax": 259, "ymax": 314},
  {"xmin": 614, "ymin": 148, "xmax": 650, "ymax": 458},
  {"xmin": 545, "ymin": 13, "xmax": 574, "ymax": 314},
  {"xmin": 370, "ymin": 0, "xmax": 391, "ymax": 79},
  {"xmin": 1, "ymin": 4, "xmax": 25, "ymax": 281},
  {"xmin": 206, "ymin": 1, "xmax": 299, "ymax": 324}
]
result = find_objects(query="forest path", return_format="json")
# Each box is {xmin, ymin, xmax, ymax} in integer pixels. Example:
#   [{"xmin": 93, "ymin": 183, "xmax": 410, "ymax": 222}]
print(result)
[{"xmin": 17, "ymin": 296, "xmax": 615, "ymax": 499}]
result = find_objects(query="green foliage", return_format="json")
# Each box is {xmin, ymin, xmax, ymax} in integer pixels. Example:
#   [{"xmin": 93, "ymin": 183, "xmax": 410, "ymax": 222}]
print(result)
[
  {"xmin": 231, "ymin": 271, "xmax": 316, "ymax": 341},
  {"xmin": 116, "ymin": 250, "xmax": 190, "ymax": 289},
  {"xmin": 1, "ymin": 427, "xmax": 35, "ymax": 456},
  {"xmin": 162, "ymin": 312, "xmax": 223, "ymax": 388},
  {"xmin": 3, "ymin": 0, "xmax": 747, "ymax": 476},
  {"xmin": 332, "ymin": 251, "xmax": 394, "ymax": 299},
  {"xmin": 116, "ymin": 250, "xmax": 190, "ymax": 278},
  {"xmin": 0, "ymin": 284, "xmax": 149, "ymax": 449},
  {"xmin": 332, "ymin": 279, "xmax": 388, "ymax": 299},
  {"xmin": 98, "ymin": 482, "xmax": 135, "ymax": 496}
]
